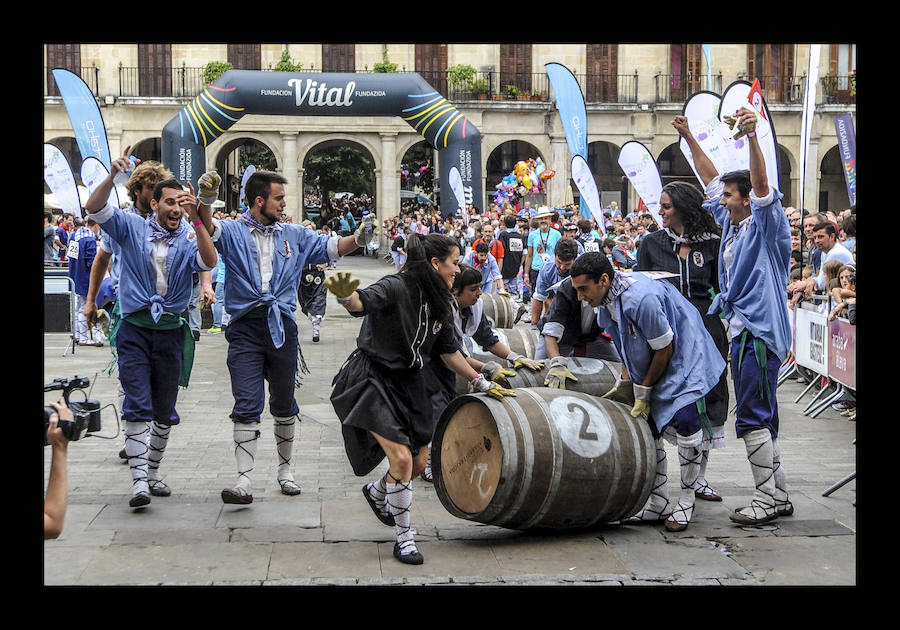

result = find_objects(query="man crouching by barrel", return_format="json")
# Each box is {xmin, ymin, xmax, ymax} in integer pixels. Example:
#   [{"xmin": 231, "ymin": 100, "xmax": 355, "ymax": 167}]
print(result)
[{"xmin": 570, "ymin": 252, "xmax": 725, "ymax": 532}]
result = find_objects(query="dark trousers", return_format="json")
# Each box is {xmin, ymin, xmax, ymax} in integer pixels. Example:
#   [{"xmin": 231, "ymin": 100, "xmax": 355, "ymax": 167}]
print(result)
[
  {"xmin": 731, "ymin": 330, "xmax": 781, "ymax": 439},
  {"xmin": 225, "ymin": 314, "xmax": 300, "ymax": 424},
  {"xmin": 116, "ymin": 319, "xmax": 183, "ymax": 425}
]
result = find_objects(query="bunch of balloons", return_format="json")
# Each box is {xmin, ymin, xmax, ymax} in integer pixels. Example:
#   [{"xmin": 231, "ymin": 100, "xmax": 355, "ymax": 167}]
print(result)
[
  {"xmin": 401, "ymin": 159, "xmax": 430, "ymax": 182},
  {"xmin": 493, "ymin": 157, "xmax": 555, "ymax": 206}
]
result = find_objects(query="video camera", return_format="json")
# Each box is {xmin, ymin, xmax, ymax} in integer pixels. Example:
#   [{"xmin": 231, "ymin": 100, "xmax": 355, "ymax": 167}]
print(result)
[{"xmin": 43, "ymin": 376, "xmax": 102, "ymax": 445}]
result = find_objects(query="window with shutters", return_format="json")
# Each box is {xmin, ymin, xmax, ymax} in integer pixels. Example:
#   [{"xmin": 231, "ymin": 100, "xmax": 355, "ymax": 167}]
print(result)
[
  {"xmin": 322, "ymin": 44, "xmax": 355, "ymax": 73},
  {"xmin": 586, "ymin": 44, "xmax": 617, "ymax": 102},
  {"xmin": 746, "ymin": 44, "xmax": 795, "ymax": 103},
  {"xmin": 46, "ymin": 44, "xmax": 81, "ymax": 97},
  {"xmin": 826, "ymin": 44, "xmax": 856, "ymax": 104},
  {"xmin": 415, "ymin": 44, "xmax": 448, "ymax": 96},
  {"xmin": 670, "ymin": 44, "xmax": 701, "ymax": 102},
  {"xmin": 227, "ymin": 44, "xmax": 261, "ymax": 70},
  {"xmin": 500, "ymin": 44, "xmax": 532, "ymax": 95},
  {"xmin": 138, "ymin": 44, "xmax": 172, "ymax": 97}
]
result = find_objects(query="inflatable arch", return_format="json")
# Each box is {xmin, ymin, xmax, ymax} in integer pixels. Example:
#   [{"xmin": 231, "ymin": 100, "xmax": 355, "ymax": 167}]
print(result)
[{"xmin": 162, "ymin": 70, "xmax": 482, "ymax": 218}]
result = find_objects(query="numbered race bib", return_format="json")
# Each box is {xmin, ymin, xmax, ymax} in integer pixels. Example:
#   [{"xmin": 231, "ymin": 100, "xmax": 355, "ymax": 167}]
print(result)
[
  {"xmin": 584, "ymin": 241, "xmax": 600, "ymax": 253},
  {"xmin": 509, "ymin": 239, "xmax": 523, "ymax": 252},
  {"xmin": 66, "ymin": 239, "xmax": 80, "ymax": 260}
]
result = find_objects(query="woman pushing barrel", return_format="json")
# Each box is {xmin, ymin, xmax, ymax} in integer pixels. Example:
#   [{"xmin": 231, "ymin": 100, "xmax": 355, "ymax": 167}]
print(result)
[{"xmin": 327, "ymin": 233, "xmax": 515, "ymax": 565}]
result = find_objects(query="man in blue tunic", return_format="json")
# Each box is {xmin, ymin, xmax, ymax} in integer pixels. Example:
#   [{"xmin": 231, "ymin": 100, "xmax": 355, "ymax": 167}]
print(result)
[
  {"xmin": 84, "ymin": 153, "xmax": 218, "ymax": 509},
  {"xmin": 195, "ymin": 170, "xmax": 373, "ymax": 505},
  {"xmin": 570, "ymin": 252, "xmax": 725, "ymax": 532},
  {"xmin": 675, "ymin": 107, "xmax": 794, "ymax": 525}
]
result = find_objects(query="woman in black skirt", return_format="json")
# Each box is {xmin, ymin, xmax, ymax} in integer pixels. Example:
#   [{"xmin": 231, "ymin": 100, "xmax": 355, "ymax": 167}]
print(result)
[
  {"xmin": 636, "ymin": 180, "xmax": 729, "ymax": 502},
  {"xmin": 327, "ymin": 233, "xmax": 515, "ymax": 565}
]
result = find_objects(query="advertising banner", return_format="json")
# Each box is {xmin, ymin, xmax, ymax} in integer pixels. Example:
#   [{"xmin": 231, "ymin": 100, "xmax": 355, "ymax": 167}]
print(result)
[
  {"xmin": 44, "ymin": 143, "xmax": 82, "ymax": 217},
  {"xmin": 80, "ymin": 156, "xmax": 120, "ymax": 209},
  {"xmin": 618, "ymin": 141, "xmax": 663, "ymax": 227},
  {"xmin": 833, "ymin": 113, "xmax": 857, "ymax": 207},
  {"xmin": 52, "ymin": 68, "xmax": 112, "ymax": 169},
  {"xmin": 720, "ymin": 80, "xmax": 780, "ymax": 192},
  {"xmin": 827, "ymin": 317, "xmax": 856, "ymax": 389},
  {"xmin": 793, "ymin": 306, "xmax": 829, "ymax": 375}
]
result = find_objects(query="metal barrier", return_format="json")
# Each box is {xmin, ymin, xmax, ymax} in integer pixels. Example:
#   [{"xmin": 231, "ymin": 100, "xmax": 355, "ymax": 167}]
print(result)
[{"xmin": 44, "ymin": 267, "xmax": 76, "ymax": 356}]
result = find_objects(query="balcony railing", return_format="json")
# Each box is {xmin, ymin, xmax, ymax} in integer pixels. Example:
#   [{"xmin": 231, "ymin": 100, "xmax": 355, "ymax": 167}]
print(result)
[
  {"xmin": 820, "ymin": 74, "xmax": 856, "ymax": 105},
  {"xmin": 116, "ymin": 66, "xmax": 208, "ymax": 97},
  {"xmin": 45, "ymin": 65, "xmax": 856, "ymax": 110},
  {"xmin": 655, "ymin": 73, "xmax": 725, "ymax": 103},
  {"xmin": 44, "ymin": 66, "xmax": 100, "ymax": 97}
]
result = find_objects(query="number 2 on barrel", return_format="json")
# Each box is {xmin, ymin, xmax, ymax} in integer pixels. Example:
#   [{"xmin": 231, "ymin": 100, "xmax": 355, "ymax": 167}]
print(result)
[{"xmin": 569, "ymin": 402, "xmax": 598, "ymax": 441}]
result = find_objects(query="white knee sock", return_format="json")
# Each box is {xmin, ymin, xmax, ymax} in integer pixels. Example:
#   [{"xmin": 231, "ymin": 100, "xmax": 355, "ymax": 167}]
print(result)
[
  {"xmin": 367, "ymin": 474, "xmax": 390, "ymax": 514},
  {"xmin": 274, "ymin": 415, "xmax": 299, "ymax": 485},
  {"xmin": 124, "ymin": 420, "xmax": 150, "ymax": 496},
  {"xmin": 670, "ymin": 430, "xmax": 703, "ymax": 526},
  {"xmin": 233, "ymin": 422, "xmax": 260, "ymax": 493},
  {"xmin": 628, "ymin": 437, "xmax": 671, "ymax": 521},
  {"xmin": 386, "ymin": 479, "xmax": 417, "ymax": 555},
  {"xmin": 737, "ymin": 429, "xmax": 777, "ymax": 520},
  {"xmin": 772, "ymin": 438, "xmax": 792, "ymax": 513},
  {"xmin": 146, "ymin": 421, "xmax": 171, "ymax": 487}
]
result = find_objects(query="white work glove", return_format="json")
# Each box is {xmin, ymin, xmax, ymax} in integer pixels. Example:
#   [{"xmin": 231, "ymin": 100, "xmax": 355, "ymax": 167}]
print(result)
[
  {"xmin": 354, "ymin": 214, "xmax": 380, "ymax": 248},
  {"xmin": 197, "ymin": 170, "xmax": 221, "ymax": 206}
]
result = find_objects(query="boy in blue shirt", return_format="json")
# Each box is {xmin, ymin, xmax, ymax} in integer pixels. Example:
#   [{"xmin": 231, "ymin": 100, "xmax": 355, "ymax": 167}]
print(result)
[
  {"xmin": 570, "ymin": 252, "xmax": 725, "ymax": 532},
  {"xmin": 84, "ymin": 152, "xmax": 218, "ymax": 509}
]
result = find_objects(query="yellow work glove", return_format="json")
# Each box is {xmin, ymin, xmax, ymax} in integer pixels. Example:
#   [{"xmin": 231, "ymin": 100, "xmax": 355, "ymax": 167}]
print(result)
[
  {"xmin": 197, "ymin": 170, "xmax": 222, "ymax": 206},
  {"xmin": 544, "ymin": 356, "xmax": 578, "ymax": 389},
  {"xmin": 471, "ymin": 374, "xmax": 516, "ymax": 400},
  {"xmin": 481, "ymin": 361, "xmax": 516, "ymax": 383},
  {"xmin": 498, "ymin": 289, "xmax": 512, "ymax": 298},
  {"xmin": 723, "ymin": 113, "xmax": 756, "ymax": 141},
  {"xmin": 601, "ymin": 376, "xmax": 636, "ymax": 406},
  {"xmin": 324, "ymin": 271, "xmax": 359, "ymax": 304},
  {"xmin": 506, "ymin": 352, "xmax": 544, "ymax": 371},
  {"xmin": 630, "ymin": 384, "xmax": 652, "ymax": 419}
]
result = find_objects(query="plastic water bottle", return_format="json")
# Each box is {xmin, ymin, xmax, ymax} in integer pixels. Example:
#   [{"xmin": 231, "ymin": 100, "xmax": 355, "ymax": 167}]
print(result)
[{"xmin": 113, "ymin": 156, "xmax": 138, "ymax": 186}]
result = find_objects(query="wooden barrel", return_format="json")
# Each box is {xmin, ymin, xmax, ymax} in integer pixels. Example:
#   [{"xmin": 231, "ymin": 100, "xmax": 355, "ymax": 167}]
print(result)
[
  {"xmin": 500, "ymin": 357, "xmax": 623, "ymax": 397},
  {"xmin": 469, "ymin": 327, "xmax": 538, "ymax": 363},
  {"xmin": 481, "ymin": 293, "xmax": 518, "ymax": 329},
  {"xmin": 432, "ymin": 388, "xmax": 656, "ymax": 530}
]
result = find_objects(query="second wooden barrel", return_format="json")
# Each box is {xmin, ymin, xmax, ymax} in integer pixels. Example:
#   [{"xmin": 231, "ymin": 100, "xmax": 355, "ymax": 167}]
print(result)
[
  {"xmin": 432, "ymin": 388, "xmax": 655, "ymax": 530},
  {"xmin": 481, "ymin": 293, "xmax": 518, "ymax": 329},
  {"xmin": 469, "ymin": 327, "xmax": 539, "ymax": 363},
  {"xmin": 500, "ymin": 357, "xmax": 622, "ymax": 397}
]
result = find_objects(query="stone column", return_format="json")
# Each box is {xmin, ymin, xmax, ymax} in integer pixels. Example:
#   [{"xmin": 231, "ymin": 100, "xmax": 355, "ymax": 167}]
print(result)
[
  {"xmin": 297, "ymin": 166, "xmax": 305, "ymax": 222},
  {"xmin": 549, "ymin": 134, "xmax": 570, "ymax": 209},
  {"xmin": 379, "ymin": 132, "xmax": 399, "ymax": 232},
  {"xmin": 281, "ymin": 131, "xmax": 299, "ymax": 221}
]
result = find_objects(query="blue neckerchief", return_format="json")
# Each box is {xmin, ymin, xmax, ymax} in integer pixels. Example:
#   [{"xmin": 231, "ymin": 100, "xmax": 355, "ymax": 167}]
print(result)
[
  {"xmin": 240, "ymin": 210, "xmax": 281, "ymax": 235},
  {"xmin": 147, "ymin": 215, "xmax": 186, "ymax": 242}
]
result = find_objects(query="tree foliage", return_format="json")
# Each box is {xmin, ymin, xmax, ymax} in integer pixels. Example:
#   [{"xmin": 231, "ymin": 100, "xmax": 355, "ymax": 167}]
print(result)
[{"xmin": 305, "ymin": 146, "xmax": 375, "ymax": 214}]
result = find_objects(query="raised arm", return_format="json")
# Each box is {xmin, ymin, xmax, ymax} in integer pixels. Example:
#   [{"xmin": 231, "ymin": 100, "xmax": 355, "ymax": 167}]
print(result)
[{"xmin": 672, "ymin": 116, "xmax": 719, "ymax": 187}]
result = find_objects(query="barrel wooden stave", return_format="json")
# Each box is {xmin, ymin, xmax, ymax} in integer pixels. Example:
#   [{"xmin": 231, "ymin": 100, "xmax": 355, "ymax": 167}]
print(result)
[
  {"xmin": 432, "ymin": 387, "xmax": 656, "ymax": 530},
  {"xmin": 481, "ymin": 293, "xmax": 517, "ymax": 329}
]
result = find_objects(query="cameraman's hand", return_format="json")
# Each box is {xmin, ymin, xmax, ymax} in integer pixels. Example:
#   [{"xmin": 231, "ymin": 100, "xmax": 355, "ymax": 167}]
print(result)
[{"xmin": 47, "ymin": 398, "xmax": 71, "ymax": 450}]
